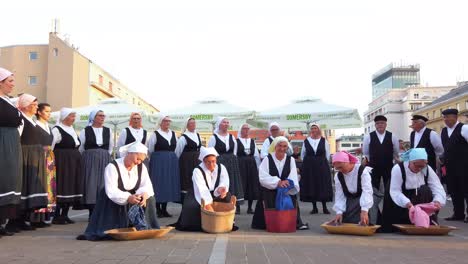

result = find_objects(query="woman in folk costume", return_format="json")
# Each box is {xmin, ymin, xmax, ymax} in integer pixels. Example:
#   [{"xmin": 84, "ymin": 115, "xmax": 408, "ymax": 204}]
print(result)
[
  {"xmin": 236, "ymin": 123, "xmax": 260, "ymax": 214},
  {"xmin": 251, "ymin": 136, "xmax": 309, "ymax": 230},
  {"xmin": 147, "ymin": 115, "xmax": 180, "ymax": 217},
  {"xmin": 0, "ymin": 68, "xmax": 23, "ymax": 236},
  {"xmin": 381, "ymin": 148, "xmax": 446, "ymax": 232},
  {"xmin": 116, "ymin": 112, "xmax": 148, "ymax": 150},
  {"xmin": 208, "ymin": 117, "xmax": 244, "ymax": 214},
  {"xmin": 174, "ymin": 147, "xmax": 234, "ymax": 231},
  {"xmin": 79, "ymin": 110, "xmax": 113, "ymax": 219},
  {"xmin": 260, "ymin": 122, "xmax": 293, "ymax": 159},
  {"xmin": 175, "ymin": 118, "xmax": 202, "ymax": 201},
  {"xmin": 300, "ymin": 123, "xmax": 333, "ymax": 214},
  {"xmin": 330, "ymin": 151, "xmax": 373, "ymax": 225},
  {"xmin": 76, "ymin": 142, "xmax": 160, "ymax": 241},
  {"xmin": 51, "ymin": 108, "xmax": 83, "ymax": 225},
  {"xmin": 29, "ymin": 103, "xmax": 56, "ymax": 228},
  {"xmin": 6, "ymin": 94, "xmax": 47, "ymax": 232}
]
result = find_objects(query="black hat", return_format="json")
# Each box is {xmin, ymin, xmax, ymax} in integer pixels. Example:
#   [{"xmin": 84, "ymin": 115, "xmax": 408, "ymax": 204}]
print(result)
[
  {"xmin": 441, "ymin": 109, "xmax": 459, "ymax": 116},
  {"xmin": 374, "ymin": 115, "xmax": 387, "ymax": 122},
  {"xmin": 411, "ymin": 115, "xmax": 428, "ymax": 122}
]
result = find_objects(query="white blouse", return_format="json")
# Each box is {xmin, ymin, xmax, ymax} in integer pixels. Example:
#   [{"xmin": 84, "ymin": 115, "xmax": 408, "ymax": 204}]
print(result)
[
  {"xmin": 51, "ymin": 124, "xmax": 80, "ymax": 150},
  {"xmin": 36, "ymin": 120, "xmax": 51, "ymax": 134},
  {"xmin": 300, "ymin": 137, "xmax": 331, "ymax": 161},
  {"xmin": 258, "ymin": 154, "xmax": 299, "ymax": 194},
  {"xmin": 192, "ymin": 163, "xmax": 229, "ymax": 205},
  {"xmin": 104, "ymin": 158, "xmax": 154, "ymax": 205},
  {"xmin": 207, "ymin": 133, "xmax": 237, "ymax": 155},
  {"xmin": 117, "ymin": 127, "xmax": 147, "ymax": 149},
  {"xmin": 175, "ymin": 131, "xmax": 200, "ymax": 158},
  {"xmin": 237, "ymin": 137, "xmax": 261, "ymax": 167},
  {"xmin": 390, "ymin": 162, "xmax": 446, "ymax": 208},
  {"xmin": 333, "ymin": 164, "xmax": 374, "ymax": 215},
  {"xmin": 147, "ymin": 129, "xmax": 177, "ymax": 154},
  {"xmin": 78, "ymin": 127, "xmax": 114, "ymax": 154}
]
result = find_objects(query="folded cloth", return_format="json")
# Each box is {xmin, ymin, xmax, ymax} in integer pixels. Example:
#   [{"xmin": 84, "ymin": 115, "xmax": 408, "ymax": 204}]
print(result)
[
  {"xmin": 275, "ymin": 179, "xmax": 295, "ymax": 211},
  {"xmin": 128, "ymin": 205, "xmax": 148, "ymax": 230},
  {"xmin": 409, "ymin": 202, "xmax": 439, "ymax": 228}
]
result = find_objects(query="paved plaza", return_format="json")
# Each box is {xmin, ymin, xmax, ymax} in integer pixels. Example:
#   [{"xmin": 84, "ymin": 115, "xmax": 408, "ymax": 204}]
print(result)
[{"xmin": 1, "ymin": 202, "xmax": 468, "ymax": 264}]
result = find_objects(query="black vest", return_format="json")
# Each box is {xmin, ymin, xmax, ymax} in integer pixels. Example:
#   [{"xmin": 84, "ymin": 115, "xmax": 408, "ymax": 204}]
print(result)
[
  {"xmin": 197, "ymin": 165, "xmax": 222, "ymax": 198},
  {"xmin": 37, "ymin": 125, "xmax": 53, "ymax": 146},
  {"xmin": 267, "ymin": 154, "xmax": 291, "ymax": 180},
  {"xmin": 84, "ymin": 126, "xmax": 110, "ymax": 150},
  {"xmin": 154, "ymin": 130, "xmax": 176, "ymax": 151},
  {"xmin": 441, "ymin": 123, "xmax": 468, "ymax": 164},
  {"xmin": 182, "ymin": 133, "xmax": 202, "ymax": 152},
  {"xmin": 337, "ymin": 165, "xmax": 365, "ymax": 199},
  {"xmin": 124, "ymin": 127, "xmax": 147, "ymax": 145},
  {"xmin": 54, "ymin": 126, "xmax": 80, "ymax": 149},
  {"xmin": 111, "ymin": 160, "xmax": 143, "ymax": 195},
  {"xmin": 0, "ymin": 98, "xmax": 22, "ymax": 127},
  {"xmin": 303, "ymin": 137, "xmax": 326, "ymax": 158},
  {"xmin": 410, "ymin": 128, "xmax": 436, "ymax": 170},
  {"xmin": 214, "ymin": 134, "xmax": 235, "ymax": 154},
  {"xmin": 236, "ymin": 138, "xmax": 256, "ymax": 157},
  {"xmin": 398, "ymin": 163, "xmax": 429, "ymax": 197},
  {"xmin": 369, "ymin": 131, "xmax": 394, "ymax": 168},
  {"xmin": 268, "ymin": 137, "xmax": 274, "ymax": 144},
  {"xmin": 20, "ymin": 117, "xmax": 41, "ymax": 145}
]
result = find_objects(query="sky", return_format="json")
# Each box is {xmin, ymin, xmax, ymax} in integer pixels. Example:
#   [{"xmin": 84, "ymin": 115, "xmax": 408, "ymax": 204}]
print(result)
[{"xmin": 1, "ymin": 0, "xmax": 468, "ymax": 128}]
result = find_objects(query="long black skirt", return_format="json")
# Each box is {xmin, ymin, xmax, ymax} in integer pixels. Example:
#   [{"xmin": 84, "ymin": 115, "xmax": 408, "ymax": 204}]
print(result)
[
  {"xmin": 238, "ymin": 155, "xmax": 259, "ymax": 200},
  {"xmin": 0, "ymin": 127, "xmax": 22, "ymax": 215},
  {"xmin": 78, "ymin": 190, "xmax": 160, "ymax": 241},
  {"xmin": 299, "ymin": 155, "xmax": 333, "ymax": 202},
  {"xmin": 179, "ymin": 151, "xmax": 200, "ymax": 193},
  {"xmin": 54, "ymin": 148, "xmax": 83, "ymax": 205},
  {"xmin": 20, "ymin": 144, "xmax": 48, "ymax": 210},
  {"xmin": 218, "ymin": 154, "xmax": 244, "ymax": 202}
]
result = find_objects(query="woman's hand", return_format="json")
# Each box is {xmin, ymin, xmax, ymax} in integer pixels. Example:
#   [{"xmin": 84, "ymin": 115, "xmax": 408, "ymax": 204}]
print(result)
[
  {"xmin": 330, "ymin": 214, "xmax": 342, "ymax": 225},
  {"xmin": 204, "ymin": 204, "xmax": 214, "ymax": 212},
  {"xmin": 360, "ymin": 211, "xmax": 369, "ymax": 226},
  {"xmin": 406, "ymin": 202, "xmax": 414, "ymax": 209},
  {"xmin": 217, "ymin": 187, "xmax": 227, "ymax": 199},
  {"xmin": 433, "ymin": 201, "xmax": 442, "ymax": 210},
  {"xmin": 137, "ymin": 193, "xmax": 148, "ymax": 207},
  {"xmin": 277, "ymin": 180, "xmax": 290, "ymax": 188},
  {"xmin": 127, "ymin": 194, "xmax": 142, "ymax": 205}
]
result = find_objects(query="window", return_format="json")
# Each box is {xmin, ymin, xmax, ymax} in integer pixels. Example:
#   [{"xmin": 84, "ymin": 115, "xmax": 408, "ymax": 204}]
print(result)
[
  {"xmin": 352, "ymin": 143, "xmax": 360, "ymax": 147},
  {"xmin": 28, "ymin": 76, "xmax": 37, "ymax": 85},
  {"xmin": 414, "ymin": 93, "xmax": 419, "ymax": 99},
  {"xmin": 52, "ymin": 48, "xmax": 59, "ymax": 57},
  {"xmin": 456, "ymin": 103, "xmax": 460, "ymax": 111},
  {"xmin": 341, "ymin": 143, "xmax": 351, "ymax": 147},
  {"xmin": 98, "ymin": 75, "xmax": 103, "ymax": 85},
  {"xmin": 108, "ymin": 82, "xmax": 113, "ymax": 91},
  {"xmin": 29, "ymin": 52, "xmax": 38, "ymax": 60}
]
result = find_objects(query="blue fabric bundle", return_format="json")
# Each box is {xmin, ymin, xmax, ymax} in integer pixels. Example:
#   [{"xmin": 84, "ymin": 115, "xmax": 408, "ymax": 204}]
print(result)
[
  {"xmin": 275, "ymin": 179, "xmax": 295, "ymax": 210},
  {"xmin": 128, "ymin": 205, "xmax": 148, "ymax": 230}
]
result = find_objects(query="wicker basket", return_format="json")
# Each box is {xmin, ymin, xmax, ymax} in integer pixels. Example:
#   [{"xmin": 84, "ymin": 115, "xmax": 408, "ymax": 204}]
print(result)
[
  {"xmin": 201, "ymin": 195, "xmax": 236, "ymax": 234},
  {"xmin": 104, "ymin": 226, "xmax": 174, "ymax": 241}
]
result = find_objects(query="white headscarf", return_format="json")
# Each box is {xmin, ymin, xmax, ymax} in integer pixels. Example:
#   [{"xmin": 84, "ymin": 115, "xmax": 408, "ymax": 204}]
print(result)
[
  {"xmin": 268, "ymin": 122, "xmax": 281, "ymax": 136},
  {"xmin": 183, "ymin": 117, "xmax": 197, "ymax": 134},
  {"xmin": 198, "ymin": 146, "xmax": 219, "ymax": 161},
  {"xmin": 57, "ymin": 107, "xmax": 76, "ymax": 125},
  {"xmin": 155, "ymin": 114, "xmax": 171, "ymax": 130},
  {"xmin": 214, "ymin": 116, "xmax": 227, "ymax": 134},
  {"xmin": 119, "ymin": 142, "xmax": 148, "ymax": 158},
  {"xmin": 88, "ymin": 109, "xmax": 103, "ymax": 126},
  {"xmin": 0, "ymin": 67, "xmax": 13, "ymax": 82},
  {"xmin": 268, "ymin": 136, "xmax": 289, "ymax": 154},
  {"xmin": 16, "ymin": 93, "xmax": 36, "ymax": 109},
  {"xmin": 237, "ymin": 123, "xmax": 250, "ymax": 139}
]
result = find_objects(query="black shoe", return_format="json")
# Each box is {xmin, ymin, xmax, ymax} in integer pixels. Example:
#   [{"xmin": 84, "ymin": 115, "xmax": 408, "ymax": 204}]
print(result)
[
  {"xmin": 323, "ymin": 208, "xmax": 330, "ymax": 215},
  {"xmin": 76, "ymin": 234, "xmax": 87, "ymax": 240},
  {"xmin": 0, "ymin": 227, "xmax": 14, "ymax": 236},
  {"xmin": 31, "ymin": 222, "xmax": 51, "ymax": 228},
  {"xmin": 310, "ymin": 208, "xmax": 318, "ymax": 214},
  {"xmin": 5, "ymin": 222, "xmax": 21, "ymax": 233},
  {"xmin": 247, "ymin": 208, "xmax": 254, "ymax": 214},
  {"xmin": 444, "ymin": 215, "xmax": 465, "ymax": 221},
  {"xmin": 52, "ymin": 217, "xmax": 67, "ymax": 225},
  {"xmin": 465, "ymin": 217, "xmax": 468, "ymax": 223},
  {"xmin": 162, "ymin": 211, "xmax": 172, "ymax": 218},
  {"xmin": 64, "ymin": 217, "xmax": 75, "ymax": 224},
  {"xmin": 297, "ymin": 223, "xmax": 309, "ymax": 230}
]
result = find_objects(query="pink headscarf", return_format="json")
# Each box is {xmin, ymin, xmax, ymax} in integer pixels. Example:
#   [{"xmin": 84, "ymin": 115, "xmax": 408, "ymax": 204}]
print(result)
[
  {"xmin": 332, "ymin": 151, "xmax": 358, "ymax": 163},
  {"xmin": 0, "ymin": 67, "xmax": 13, "ymax": 82},
  {"xmin": 16, "ymin": 93, "xmax": 36, "ymax": 109}
]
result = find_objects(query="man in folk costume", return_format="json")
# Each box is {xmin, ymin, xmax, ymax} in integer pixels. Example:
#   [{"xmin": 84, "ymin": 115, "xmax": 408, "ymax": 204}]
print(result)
[
  {"xmin": 409, "ymin": 115, "xmax": 444, "ymax": 172},
  {"xmin": 440, "ymin": 109, "xmax": 468, "ymax": 222},
  {"xmin": 174, "ymin": 147, "xmax": 235, "ymax": 231},
  {"xmin": 330, "ymin": 151, "xmax": 373, "ymax": 225},
  {"xmin": 77, "ymin": 142, "xmax": 159, "ymax": 240},
  {"xmin": 260, "ymin": 122, "xmax": 293, "ymax": 160},
  {"xmin": 251, "ymin": 136, "xmax": 309, "ymax": 230}
]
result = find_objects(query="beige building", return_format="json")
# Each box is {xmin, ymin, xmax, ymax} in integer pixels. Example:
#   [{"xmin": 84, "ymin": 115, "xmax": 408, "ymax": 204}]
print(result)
[
  {"xmin": 363, "ymin": 85, "xmax": 455, "ymax": 141},
  {"xmin": 413, "ymin": 82, "xmax": 468, "ymax": 133},
  {"xmin": 0, "ymin": 32, "xmax": 158, "ymax": 114}
]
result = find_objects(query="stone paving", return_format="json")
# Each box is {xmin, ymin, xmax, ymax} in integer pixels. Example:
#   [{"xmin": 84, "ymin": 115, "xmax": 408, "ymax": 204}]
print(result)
[{"xmin": 1, "ymin": 202, "xmax": 468, "ymax": 264}]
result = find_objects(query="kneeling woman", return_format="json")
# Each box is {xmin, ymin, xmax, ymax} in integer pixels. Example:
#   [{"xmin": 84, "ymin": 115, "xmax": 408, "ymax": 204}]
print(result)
[
  {"xmin": 330, "ymin": 151, "xmax": 373, "ymax": 225},
  {"xmin": 77, "ymin": 142, "xmax": 159, "ymax": 241},
  {"xmin": 251, "ymin": 136, "xmax": 308, "ymax": 230},
  {"xmin": 382, "ymin": 148, "xmax": 445, "ymax": 231},
  {"xmin": 175, "ymin": 147, "xmax": 232, "ymax": 231}
]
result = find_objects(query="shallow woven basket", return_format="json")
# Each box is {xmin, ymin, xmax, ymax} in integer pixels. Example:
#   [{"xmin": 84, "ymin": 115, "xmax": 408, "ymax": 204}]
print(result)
[
  {"xmin": 201, "ymin": 195, "xmax": 236, "ymax": 234},
  {"xmin": 104, "ymin": 226, "xmax": 174, "ymax": 241},
  {"xmin": 393, "ymin": 224, "xmax": 457, "ymax": 235},
  {"xmin": 321, "ymin": 222, "xmax": 380, "ymax": 236}
]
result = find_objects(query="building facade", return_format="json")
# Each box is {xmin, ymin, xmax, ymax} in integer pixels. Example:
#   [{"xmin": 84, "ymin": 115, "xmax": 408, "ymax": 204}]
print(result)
[
  {"xmin": 363, "ymin": 85, "xmax": 455, "ymax": 141},
  {"xmin": 413, "ymin": 82, "xmax": 468, "ymax": 133},
  {"xmin": 0, "ymin": 32, "xmax": 158, "ymax": 114},
  {"xmin": 372, "ymin": 63, "xmax": 420, "ymax": 99},
  {"xmin": 335, "ymin": 135, "xmax": 363, "ymax": 153}
]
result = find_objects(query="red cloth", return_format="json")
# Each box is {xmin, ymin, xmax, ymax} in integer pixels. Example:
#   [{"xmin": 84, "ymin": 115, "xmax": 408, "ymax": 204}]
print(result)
[{"xmin": 409, "ymin": 203, "xmax": 439, "ymax": 228}]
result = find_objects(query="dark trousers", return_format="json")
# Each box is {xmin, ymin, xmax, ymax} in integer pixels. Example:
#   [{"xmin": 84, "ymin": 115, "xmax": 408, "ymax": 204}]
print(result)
[
  {"xmin": 370, "ymin": 166, "xmax": 392, "ymax": 192},
  {"xmin": 452, "ymin": 192, "xmax": 468, "ymax": 218}
]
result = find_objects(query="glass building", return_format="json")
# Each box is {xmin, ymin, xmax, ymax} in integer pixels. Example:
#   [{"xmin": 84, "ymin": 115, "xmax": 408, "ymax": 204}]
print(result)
[{"xmin": 372, "ymin": 63, "xmax": 420, "ymax": 99}]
